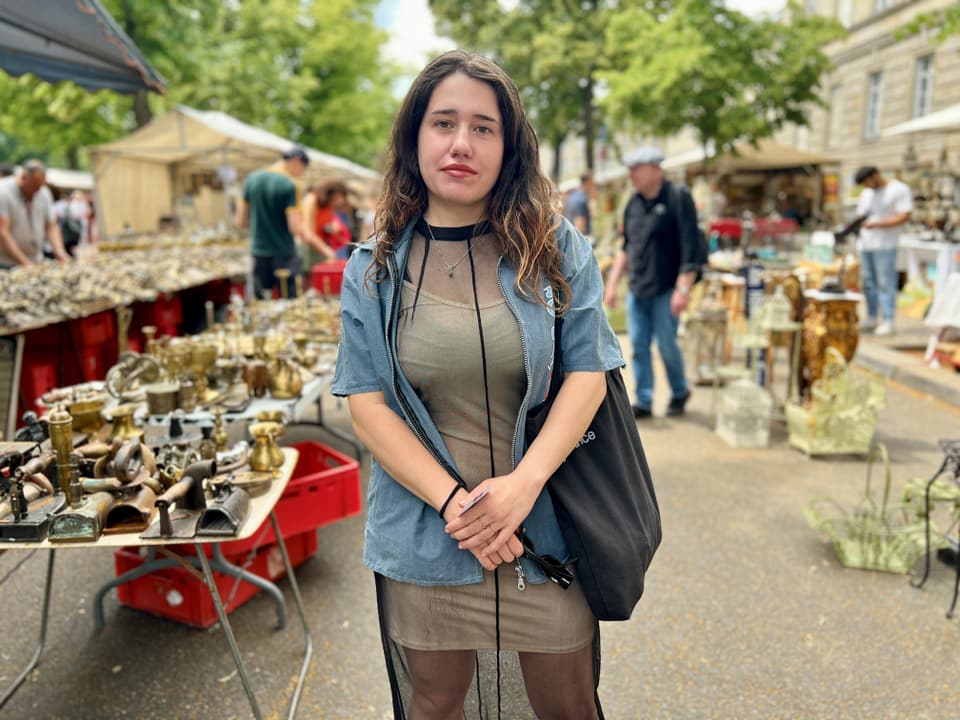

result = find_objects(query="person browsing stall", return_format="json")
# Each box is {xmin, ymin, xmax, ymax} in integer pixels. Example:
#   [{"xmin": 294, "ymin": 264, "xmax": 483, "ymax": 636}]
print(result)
[
  {"xmin": 234, "ymin": 146, "xmax": 309, "ymax": 298},
  {"xmin": 300, "ymin": 180, "xmax": 353, "ymax": 268},
  {"xmin": 0, "ymin": 160, "xmax": 70, "ymax": 268},
  {"xmin": 854, "ymin": 165, "xmax": 912, "ymax": 337},
  {"xmin": 603, "ymin": 146, "xmax": 698, "ymax": 418},
  {"xmin": 331, "ymin": 50, "xmax": 623, "ymax": 719}
]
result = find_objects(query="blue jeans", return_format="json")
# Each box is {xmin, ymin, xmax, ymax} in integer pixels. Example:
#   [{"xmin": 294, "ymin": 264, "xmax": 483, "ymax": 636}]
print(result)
[
  {"xmin": 861, "ymin": 248, "xmax": 897, "ymax": 322},
  {"xmin": 627, "ymin": 290, "xmax": 689, "ymax": 409}
]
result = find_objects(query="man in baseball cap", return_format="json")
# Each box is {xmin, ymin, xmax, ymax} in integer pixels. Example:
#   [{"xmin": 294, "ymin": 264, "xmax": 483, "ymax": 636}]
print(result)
[{"xmin": 604, "ymin": 145, "xmax": 700, "ymax": 418}]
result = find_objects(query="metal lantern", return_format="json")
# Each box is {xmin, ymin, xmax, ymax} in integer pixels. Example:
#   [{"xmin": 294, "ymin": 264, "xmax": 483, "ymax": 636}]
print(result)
[{"xmin": 715, "ymin": 379, "xmax": 773, "ymax": 449}]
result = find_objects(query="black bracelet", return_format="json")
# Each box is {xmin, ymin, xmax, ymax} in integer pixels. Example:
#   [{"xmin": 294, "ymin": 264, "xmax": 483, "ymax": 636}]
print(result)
[{"xmin": 437, "ymin": 484, "xmax": 461, "ymax": 519}]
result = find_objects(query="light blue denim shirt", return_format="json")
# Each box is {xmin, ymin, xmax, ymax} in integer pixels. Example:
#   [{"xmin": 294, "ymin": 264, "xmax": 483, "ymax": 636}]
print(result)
[{"xmin": 332, "ymin": 215, "xmax": 624, "ymax": 586}]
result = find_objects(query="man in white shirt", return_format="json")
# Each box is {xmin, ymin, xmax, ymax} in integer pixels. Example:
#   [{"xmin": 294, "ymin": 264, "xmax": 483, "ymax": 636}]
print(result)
[
  {"xmin": 0, "ymin": 160, "xmax": 69, "ymax": 267},
  {"xmin": 855, "ymin": 166, "xmax": 913, "ymax": 336}
]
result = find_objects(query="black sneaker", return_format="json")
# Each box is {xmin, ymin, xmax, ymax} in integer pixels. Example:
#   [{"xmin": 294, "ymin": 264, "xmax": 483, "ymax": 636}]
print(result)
[
  {"xmin": 632, "ymin": 405, "xmax": 652, "ymax": 419},
  {"xmin": 666, "ymin": 391, "xmax": 691, "ymax": 417},
  {"xmin": 937, "ymin": 547, "xmax": 959, "ymax": 567}
]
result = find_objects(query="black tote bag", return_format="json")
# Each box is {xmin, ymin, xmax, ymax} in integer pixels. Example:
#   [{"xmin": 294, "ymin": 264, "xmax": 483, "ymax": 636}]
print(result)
[{"xmin": 525, "ymin": 317, "xmax": 662, "ymax": 621}]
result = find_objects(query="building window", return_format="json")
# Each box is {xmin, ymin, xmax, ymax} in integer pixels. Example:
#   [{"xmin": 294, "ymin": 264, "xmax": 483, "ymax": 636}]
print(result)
[
  {"xmin": 864, "ymin": 72, "xmax": 883, "ymax": 140},
  {"xmin": 913, "ymin": 55, "xmax": 934, "ymax": 118},
  {"xmin": 875, "ymin": 0, "xmax": 891, "ymax": 12},
  {"xmin": 837, "ymin": 0, "xmax": 853, "ymax": 26},
  {"xmin": 805, "ymin": 0, "xmax": 817, "ymax": 12}
]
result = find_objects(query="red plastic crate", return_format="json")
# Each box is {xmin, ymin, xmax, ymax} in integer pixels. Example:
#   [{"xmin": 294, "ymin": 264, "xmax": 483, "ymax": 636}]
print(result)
[
  {"xmin": 310, "ymin": 260, "xmax": 347, "ymax": 295},
  {"xmin": 113, "ymin": 529, "xmax": 317, "ymax": 628},
  {"xmin": 71, "ymin": 310, "xmax": 116, "ymax": 347},
  {"xmin": 222, "ymin": 441, "xmax": 361, "ymax": 555}
]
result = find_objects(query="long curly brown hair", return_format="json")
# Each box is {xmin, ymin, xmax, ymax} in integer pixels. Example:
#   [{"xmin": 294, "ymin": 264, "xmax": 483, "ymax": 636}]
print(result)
[{"xmin": 371, "ymin": 50, "xmax": 569, "ymax": 312}]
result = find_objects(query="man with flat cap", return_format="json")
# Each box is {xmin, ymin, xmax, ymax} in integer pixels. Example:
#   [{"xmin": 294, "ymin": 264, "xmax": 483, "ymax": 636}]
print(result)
[
  {"xmin": 604, "ymin": 146, "xmax": 700, "ymax": 418},
  {"xmin": 235, "ymin": 145, "xmax": 310, "ymax": 299}
]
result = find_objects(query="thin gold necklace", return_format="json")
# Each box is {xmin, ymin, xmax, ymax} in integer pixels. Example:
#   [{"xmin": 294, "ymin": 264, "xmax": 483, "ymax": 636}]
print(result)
[{"xmin": 425, "ymin": 222, "xmax": 473, "ymax": 278}]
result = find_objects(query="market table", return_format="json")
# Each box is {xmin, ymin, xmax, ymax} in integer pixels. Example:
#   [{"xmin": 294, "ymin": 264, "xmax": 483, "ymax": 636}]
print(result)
[{"xmin": 0, "ymin": 447, "xmax": 312, "ymax": 720}]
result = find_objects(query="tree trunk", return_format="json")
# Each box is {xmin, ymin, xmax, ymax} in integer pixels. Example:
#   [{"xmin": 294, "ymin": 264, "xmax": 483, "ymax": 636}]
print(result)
[
  {"xmin": 551, "ymin": 133, "xmax": 565, "ymax": 184},
  {"xmin": 583, "ymin": 78, "xmax": 595, "ymax": 172},
  {"xmin": 67, "ymin": 146, "xmax": 80, "ymax": 170},
  {"xmin": 133, "ymin": 91, "xmax": 152, "ymax": 128}
]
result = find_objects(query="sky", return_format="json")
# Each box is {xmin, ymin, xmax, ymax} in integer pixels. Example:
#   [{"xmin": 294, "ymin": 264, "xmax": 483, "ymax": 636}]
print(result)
[{"xmin": 376, "ymin": 0, "xmax": 788, "ymax": 71}]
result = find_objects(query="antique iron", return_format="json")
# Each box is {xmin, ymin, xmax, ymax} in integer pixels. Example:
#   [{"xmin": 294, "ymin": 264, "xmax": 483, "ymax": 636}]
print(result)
[
  {"xmin": 48, "ymin": 491, "xmax": 114, "ymax": 543},
  {"xmin": 141, "ymin": 459, "xmax": 215, "ymax": 539},
  {"xmin": 196, "ymin": 480, "xmax": 251, "ymax": 537},
  {"xmin": 0, "ymin": 453, "xmax": 66, "ymax": 540}
]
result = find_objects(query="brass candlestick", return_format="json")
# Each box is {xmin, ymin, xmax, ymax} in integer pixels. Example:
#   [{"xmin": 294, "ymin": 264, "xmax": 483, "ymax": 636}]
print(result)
[
  {"xmin": 47, "ymin": 405, "xmax": 74, "ymax": 497},
  {"xmin": 274, "ymin": 268, "xmax": 291, "ymax": 300}
]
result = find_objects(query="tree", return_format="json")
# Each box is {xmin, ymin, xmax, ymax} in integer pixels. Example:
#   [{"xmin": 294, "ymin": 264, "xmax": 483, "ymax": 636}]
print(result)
[
  {"xmin": 901, "ymin": 4, "xmax": 960, "ymax": 42},
  {"xmin": 0, "ymin": 0, "xmax": 398, "ymax": 169},
  {"xmin": 430, "ymin": 0, "xmax": 611, "ymax": 179},
  {"xmin": 599, "ymin": 0, "xmax": 843, "ymax": 178}
]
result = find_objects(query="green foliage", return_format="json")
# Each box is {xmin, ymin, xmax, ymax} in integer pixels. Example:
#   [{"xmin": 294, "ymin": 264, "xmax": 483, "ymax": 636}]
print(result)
[
  {"xmin": 599, "ymin": 0, "xmax": 843, "ymax": 165},
  {"xmin": 0, "ymin": 0, "xmax": 397, "ymax": 169},
  {"xmin": 430, "ymin": 0, "xmax": 608, "ymax": 175},
  {"xmin": 900, "ymin": 4, "xmax": 960, "ymax": 43}
]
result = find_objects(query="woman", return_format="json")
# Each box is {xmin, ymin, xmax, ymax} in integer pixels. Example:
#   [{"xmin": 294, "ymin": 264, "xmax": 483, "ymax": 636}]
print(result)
[
  {"xmin": 301, "ymin": 180, "xmax": 353, "ymax": 268},
  {"xmin": 332, "ymin": 50, "xmax": 623, "ymax": 719}
]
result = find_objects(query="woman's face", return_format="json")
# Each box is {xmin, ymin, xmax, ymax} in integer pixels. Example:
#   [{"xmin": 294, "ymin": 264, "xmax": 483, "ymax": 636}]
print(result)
[{"xmin": 417, "ymin": 72, "xmax": 504, "ymax": 224}]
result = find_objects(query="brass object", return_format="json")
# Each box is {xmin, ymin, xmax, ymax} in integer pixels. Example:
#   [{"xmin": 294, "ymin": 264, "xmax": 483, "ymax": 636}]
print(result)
[
  {"xmin": 48, "ymin": 491, "xmax": 115, "ymax": 542},
  {"xmin": 103, "ymin": 485, "xmax": 158, "ymax": 535},
  {"xmin": 245, "ymin": 360, "xmax": 269, "ymax": 397},
  {"xmin": 274, "ymin": 268, "xmax": 292, "ymax": 300},
  {"xmin": 212, "ymin": 407, "xmax": 229, "ymax": 452},
  {"xmin": 799, "ymin": 291, "xmax": 861, "ymax": 396},
  {"xmin": 68, "ymin": 397, "xmax": 106, "ymax": 434},
  {"xmin": 47, "ymin": 405, "xmax": 74, "ymax": 498},
  {"xmin": 294, "ymin": 333, "xmax": 318, "ymax": 369},
  {"xmin": 294, "ymin": 274, "xmax": 304, "ymax": 300},
  {"xmin": 268, "ymin": 353, "xmax": 303, "ymax": 399},
  {"xmin": 105, "ymin": 351, "xmax": 162, "ymax": 400},
  {"xmin": 116, "ymin": 305, "xmax": 133, "ymax": 355},
  {"xmin": 142, "ymin": 325, "xmax": 159, "ymax": 356},
  {"xmin": 177, "ymin": 378, "xmax": 198, "ymax": 413},
  {"xmin": 248, "ymin": 422, "xmax": 283, "ymax": 472},
  {"xmin": 142, "ymin": 460, "xmax": 215, "ymax": 539},
  {"xmin": 145, "ymin": 382, "xmax": 180, "ymax": 416},
  {"xmin": 106, "ymin": 404, "xmax": 143, "ymax": 441}
]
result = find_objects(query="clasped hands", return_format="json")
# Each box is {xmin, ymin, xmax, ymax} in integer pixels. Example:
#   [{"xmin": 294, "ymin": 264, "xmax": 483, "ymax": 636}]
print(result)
[{"xmin": 442, "ymin": 473, "xmax": 540, "ymax": 572}]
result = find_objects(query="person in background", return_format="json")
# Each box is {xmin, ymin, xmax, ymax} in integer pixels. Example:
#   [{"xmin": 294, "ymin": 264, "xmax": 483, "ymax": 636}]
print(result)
[
  {"xmin": 234, "ymin": 146, "xmax": 309, "ymax": 298},
  {"xmin": 563, "ymin": 170, "xmax": 595, "ymax": 237},
  {"xmin": 603, "ymin": 146, "xmax": 697, "ymax": 418},
  {"xmin": 854, "ymin": 165, "xmax": 913, "ymax": 337},
  {"xmin": 0, "ymin": 160, "xmax": 69, "ymax": 268},
  {"xmin": 332, "ymin": 49, "xmax": 622, "ymax": 719},
  {"xmin": 0, "ymin": 163, "xmax": 14, "ymax": 178},
  {"xmin": 301, "ymin": 180, "xmax": 352, "ymax": 270}
]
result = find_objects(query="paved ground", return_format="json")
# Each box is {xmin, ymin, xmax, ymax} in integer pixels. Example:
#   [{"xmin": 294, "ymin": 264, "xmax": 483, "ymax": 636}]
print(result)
[{"xmin": 2, "ymin": 326, "xmax": 959, "ymax": 720}]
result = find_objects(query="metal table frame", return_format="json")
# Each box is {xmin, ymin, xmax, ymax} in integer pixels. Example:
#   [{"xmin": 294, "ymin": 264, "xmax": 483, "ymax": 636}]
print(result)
[{"xmin": 0, "ymin": 449, "xmax": 312, "ymax": 720}]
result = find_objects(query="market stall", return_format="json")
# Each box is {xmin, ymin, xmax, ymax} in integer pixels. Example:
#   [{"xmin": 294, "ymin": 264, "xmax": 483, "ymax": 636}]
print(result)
[{"xmin": 88, "ymin": 106, "xmax": 382, "ymax": 236}]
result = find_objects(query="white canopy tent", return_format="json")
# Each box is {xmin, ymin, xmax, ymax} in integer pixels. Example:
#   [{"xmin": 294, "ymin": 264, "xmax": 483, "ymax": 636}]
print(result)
[
  {"xmin": 882, "ymin": 103, "xmax": 960, "ymax": 136},
  {"xmin": 662, "ymin": 139, "xmax": 836, "ymax": 171},
  {"xmin": 89, "ymin": 105, "xmax": 381, "ymax": 236}
]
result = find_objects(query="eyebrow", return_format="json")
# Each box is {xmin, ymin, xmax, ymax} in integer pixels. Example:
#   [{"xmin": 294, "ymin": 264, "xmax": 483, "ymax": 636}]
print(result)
[{"xmin": 430, "ymin": 108, "xmax": 500, "ymax": 124}]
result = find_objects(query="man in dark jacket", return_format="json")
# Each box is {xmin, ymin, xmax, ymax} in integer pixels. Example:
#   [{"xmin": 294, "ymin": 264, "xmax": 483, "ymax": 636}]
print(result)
[{"xmin": 604, "ymin": 146, "xmax": 699, "ymax": 418}]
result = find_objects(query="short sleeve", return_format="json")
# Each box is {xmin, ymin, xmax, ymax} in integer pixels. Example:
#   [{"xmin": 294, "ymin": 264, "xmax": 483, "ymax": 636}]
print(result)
[
  {"xmin": 856, "ymin": 189, "xmax": 871, "ymax": 217},
  {"xmin": 556, "ymin": 218, "xmax": 625, "ymax": 373},
  {"xmin": 331, "ymin": 253, "xmax": 384, "ymax": 397},
  {"xmin": 894, "ymin": 184, "xmax": 914, "ymax": 214}
]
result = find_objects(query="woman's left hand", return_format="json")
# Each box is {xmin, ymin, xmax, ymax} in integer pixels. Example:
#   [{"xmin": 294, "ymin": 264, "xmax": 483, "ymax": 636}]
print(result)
[{"xmin": 444, "ymin": 471, "xmax": 543, "ymax": 558}]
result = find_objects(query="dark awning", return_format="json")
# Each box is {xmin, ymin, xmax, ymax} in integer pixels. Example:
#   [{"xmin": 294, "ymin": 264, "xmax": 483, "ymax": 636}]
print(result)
[{"xmin": 0, "ymin": 0, "xmax": 165, "ymax": 94}]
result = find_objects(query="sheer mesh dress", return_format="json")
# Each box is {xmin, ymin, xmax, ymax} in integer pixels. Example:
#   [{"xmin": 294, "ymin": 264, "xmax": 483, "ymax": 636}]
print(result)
[{"xmin": 375, "ymin": 224, "xmax": 603, "ymax": 719}]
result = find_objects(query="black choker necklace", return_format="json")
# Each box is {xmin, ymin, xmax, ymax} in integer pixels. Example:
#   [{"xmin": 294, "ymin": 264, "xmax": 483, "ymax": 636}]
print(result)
[{"xmin": 415, "ymin": 218, "xmax": 488, "ymax": 241}]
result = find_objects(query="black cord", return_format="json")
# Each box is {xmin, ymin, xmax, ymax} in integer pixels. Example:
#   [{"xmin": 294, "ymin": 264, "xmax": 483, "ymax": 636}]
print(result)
[
  {"xmin": 437, "ymin": 484, "xmax": 461, "ymax": 519},
  {"xmin": 410, "ymin": 232, "xmax": 430, "ymax": 322},
  {"xmin": 466, "ymin": 237, "xmax": 502, "ymax": 720}
]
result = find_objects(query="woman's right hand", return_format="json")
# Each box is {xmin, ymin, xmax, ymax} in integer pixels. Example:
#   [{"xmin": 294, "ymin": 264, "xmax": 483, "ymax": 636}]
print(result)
[{"xmin": 443, "ymin": 488, "xmax": 524, "ymax": 570}]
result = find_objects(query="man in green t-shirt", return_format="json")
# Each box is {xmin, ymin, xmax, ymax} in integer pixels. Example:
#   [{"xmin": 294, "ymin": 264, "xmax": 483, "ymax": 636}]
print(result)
[{"xmin": 235, "ymin": 146, "xmax": 309, "ymax": 298}]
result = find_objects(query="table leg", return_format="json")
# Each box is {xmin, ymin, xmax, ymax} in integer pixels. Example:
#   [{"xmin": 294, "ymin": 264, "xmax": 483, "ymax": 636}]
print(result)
[
  {"xmin": 92, "ymin": 550, "xmax": 185, "ymax": 630},
  {"xmin": 270, "ymin": 512, "xmax": 314, "ymax": 720},
  {"xmin": 0, "ymin": 549, "xmax": 55, "ymax": 710},
  {"xmin": 195, "ymin": 543, "xmax": 264, "ymax": 720},
  {"xmin": 209, "ymin": 544, "xmax": 286, "ymax": 629}
]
